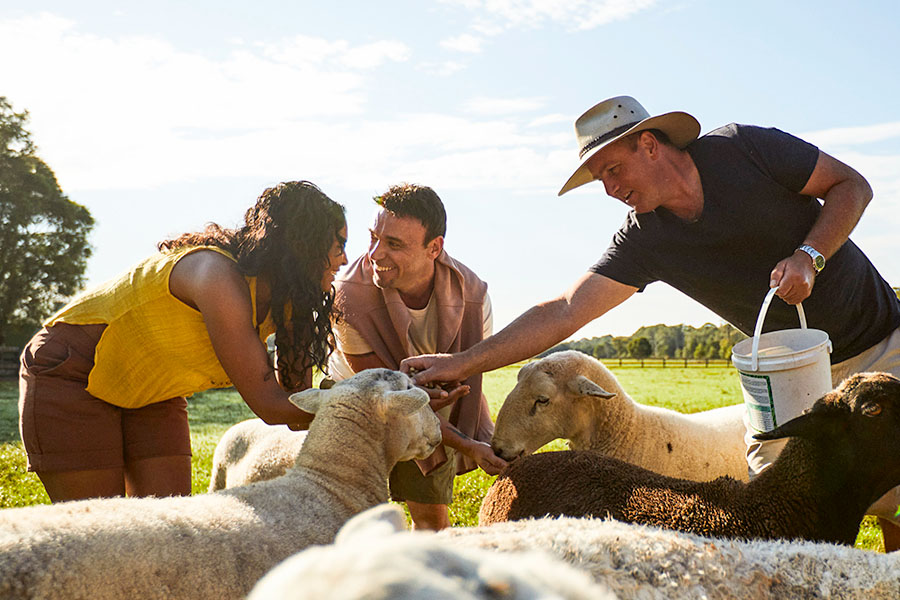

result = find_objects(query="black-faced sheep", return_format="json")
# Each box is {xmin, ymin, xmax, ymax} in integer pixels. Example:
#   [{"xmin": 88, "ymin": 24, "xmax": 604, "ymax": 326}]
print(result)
[
  {"xmin": 480, "ymin": 372, "xmax": 900, "ymax": 546},
  {"xmin": 0, "ymin": 369, "xmax": 441, "ymax": 600},
  {"xmin": 491, "ymin": 350, "xmax": 748, "ymax": 481}
]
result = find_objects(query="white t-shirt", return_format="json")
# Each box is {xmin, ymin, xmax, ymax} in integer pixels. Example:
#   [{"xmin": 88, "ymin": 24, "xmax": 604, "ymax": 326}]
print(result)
[{"xmin": 328, "ymin": 292, "xmax": 493, "ymax": 381}]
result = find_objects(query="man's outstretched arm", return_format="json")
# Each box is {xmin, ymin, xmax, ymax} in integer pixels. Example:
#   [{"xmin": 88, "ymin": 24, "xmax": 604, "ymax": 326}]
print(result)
[{"xmin": 401, "ymin": 272, "xmax": 637, "ymax": 385}]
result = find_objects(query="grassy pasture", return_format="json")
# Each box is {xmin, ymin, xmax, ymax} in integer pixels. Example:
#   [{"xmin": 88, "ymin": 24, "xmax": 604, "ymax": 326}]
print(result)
[{"xmin": 0, "ymin": 362, "xmax": 886, "ymax": 551}]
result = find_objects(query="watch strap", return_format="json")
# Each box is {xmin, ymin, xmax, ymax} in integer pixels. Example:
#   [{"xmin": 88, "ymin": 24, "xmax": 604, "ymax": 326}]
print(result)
[{"xmin": 797, "ymin": 244, "xmax": 825, "ymax": 273}]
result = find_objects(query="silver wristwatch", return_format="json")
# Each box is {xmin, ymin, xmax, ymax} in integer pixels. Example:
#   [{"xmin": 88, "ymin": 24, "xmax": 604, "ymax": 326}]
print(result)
[{"xmin": 797, "ymin": 244, "xmax": 825, "ymax": 274}]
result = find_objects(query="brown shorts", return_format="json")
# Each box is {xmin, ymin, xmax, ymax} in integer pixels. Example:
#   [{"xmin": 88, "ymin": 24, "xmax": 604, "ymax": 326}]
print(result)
[{"xmin": 18, "ymin": 323, "xmax": 191, "ymax": 473}]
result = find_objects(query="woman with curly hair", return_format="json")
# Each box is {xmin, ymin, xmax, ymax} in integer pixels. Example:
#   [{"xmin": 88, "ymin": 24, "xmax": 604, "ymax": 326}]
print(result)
[{"xmin": 18, "ymin": 181, "xmax": 347, "ymax": 502}]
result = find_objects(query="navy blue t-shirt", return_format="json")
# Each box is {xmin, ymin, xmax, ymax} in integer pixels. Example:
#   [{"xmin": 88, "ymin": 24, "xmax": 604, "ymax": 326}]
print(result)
[{"xmin": 590, "ymin": 124, "xmax": 900, "ymax": 363}]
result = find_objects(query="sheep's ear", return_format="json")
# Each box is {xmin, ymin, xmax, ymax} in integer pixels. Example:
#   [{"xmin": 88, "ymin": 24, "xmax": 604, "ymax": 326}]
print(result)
[
  {"xmin": 567, "ymin": 375, "xmax": 616, "ymax": 399},
  {"xmin": 384, "ymin": 388, "xmax": 430, "ymax": 416},
  {"xmin": 289, "ymin": 388, "xmax": 330, "ymax": 414},
  {"xmin": 516, "ymin": 362, "xmax": 535, "ymax": 381},
  {"xmin": 336, "ymin": 504, "xmax": 408, "ymax": 545},
  {"xmin": 754, "ymin": 404, "xmax": 845, "ymax": 442}
]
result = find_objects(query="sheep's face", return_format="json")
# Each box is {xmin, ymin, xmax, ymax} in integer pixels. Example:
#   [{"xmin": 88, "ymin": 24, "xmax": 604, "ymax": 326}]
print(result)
[
  {"xmin": 389, "ymin": 391, "xmax": 443, "ymax": 463},
  {"xmin": 363, "ymin": 370, "xmax": 442, "ymax": 463},
  {"xmin": 491, "ymin": 353, "xmax": 616, "ymax": 462},
  {"xmin": 757, "ymin": 372, "xmax": 900, "ymax": 490},
  {"xmin": 292, "ymin": 369, "xmax": 441, "ymax": 463},
  {"xmin": 837, "ymin": 372, "xmax": 900, "ymax": 469}
]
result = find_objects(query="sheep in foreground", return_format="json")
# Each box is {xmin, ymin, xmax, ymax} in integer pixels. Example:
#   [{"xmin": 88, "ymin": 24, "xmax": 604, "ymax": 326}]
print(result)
[
  {"xmin": 480, "ymin": 372, "xmax": 900, "ymax": 546},
  {"xmin": 491, "ymin": 350, "xmax": 748, "ymax": 481},
  {"xmin": 438, "ymin": 515, "xmax": 900, "ymax": 599},
  {"xmin": 248, "ymin": 503, "xmax": 617, "ymax": 600},
  {"xmin": 0, "ymin": 368, "xmax": 441, "ymax": 600},
  {"xmin": 208, "ymin": 418, "xmax": 306, "ymax": 491}
]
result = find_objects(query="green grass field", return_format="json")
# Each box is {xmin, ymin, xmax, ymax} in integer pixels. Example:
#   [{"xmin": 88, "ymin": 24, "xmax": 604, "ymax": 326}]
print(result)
[{"xmin": 0, "ymin": 363, "xmax": 886, "ymax": 551}]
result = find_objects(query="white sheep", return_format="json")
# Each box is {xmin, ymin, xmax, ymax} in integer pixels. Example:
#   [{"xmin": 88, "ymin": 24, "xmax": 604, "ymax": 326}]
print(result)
[
  {"xmin": 479, "ymin": 372, "xmax": 900, "ymax": 547},
  {"xmin": 208, "ymin": 418, "xmax": 306, "ymax": 491},
  {"xmin": 247, "ymin": 503, "xmax": 617, "ymax": 600},
  {"xmin": 438, "ymin": 515, "xmax": 900, "ymax": 599},
  {"xmin": 0, "ymin": 368, "xmax": 441, "ymax": 600},
  {"xmin": 491, "ymin": 350, "xmax": 748, "ymax": 481}
]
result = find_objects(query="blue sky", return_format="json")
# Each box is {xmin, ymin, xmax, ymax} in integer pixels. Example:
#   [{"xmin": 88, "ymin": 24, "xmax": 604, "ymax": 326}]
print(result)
[{"xmin": 2, "ymin": 1, "xmax": 899, "ymax": 338}]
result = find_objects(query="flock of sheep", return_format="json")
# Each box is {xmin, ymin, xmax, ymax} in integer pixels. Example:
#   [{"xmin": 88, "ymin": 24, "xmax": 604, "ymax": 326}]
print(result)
[{"xmin": 2, "ymin": 352, "xmax": 900, "ymax": 598}]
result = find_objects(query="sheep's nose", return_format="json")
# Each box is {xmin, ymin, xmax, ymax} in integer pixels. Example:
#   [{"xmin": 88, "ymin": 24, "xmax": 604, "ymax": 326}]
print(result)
[{"xmin": 491, "ymin": 443, "xmax": 519, "ymax": 462}]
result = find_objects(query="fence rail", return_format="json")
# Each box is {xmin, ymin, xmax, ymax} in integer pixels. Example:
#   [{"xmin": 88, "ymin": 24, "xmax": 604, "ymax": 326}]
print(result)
[
  {"xmin": 604, "ymin": 357, "xmax": 732, "ymax": 368},
  {"xmin": 0, "ymin": 346, "xmax": 20, "ymax": 379}
]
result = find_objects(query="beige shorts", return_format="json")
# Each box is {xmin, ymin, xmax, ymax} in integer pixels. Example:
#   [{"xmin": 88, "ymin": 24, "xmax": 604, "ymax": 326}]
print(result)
[{"xmin": 744, "ymin": 325, "xmax": 900, "ymax": 523}]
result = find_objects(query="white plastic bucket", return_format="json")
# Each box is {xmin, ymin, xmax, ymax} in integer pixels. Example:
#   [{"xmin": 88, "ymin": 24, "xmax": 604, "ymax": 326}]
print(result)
[{"xmin": 731, "ymin": 288, "xmax": 833, "ymax": 433}]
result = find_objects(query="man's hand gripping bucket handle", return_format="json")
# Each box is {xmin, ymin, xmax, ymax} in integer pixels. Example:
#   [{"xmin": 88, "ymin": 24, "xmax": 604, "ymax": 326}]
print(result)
[{"xmin": 749, "ymin": 287, "xmax": 808, "ymax": 371}]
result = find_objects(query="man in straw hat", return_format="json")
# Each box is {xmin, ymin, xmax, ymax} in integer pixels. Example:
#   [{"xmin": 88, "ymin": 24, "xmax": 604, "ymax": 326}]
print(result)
[{"xmin": 402, "ymin": 95, "xmax": 900, "ymax": 550}]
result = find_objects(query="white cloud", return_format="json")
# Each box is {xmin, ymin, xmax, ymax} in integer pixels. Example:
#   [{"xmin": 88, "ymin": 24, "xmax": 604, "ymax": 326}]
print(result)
[
  {"xmin": 441, "ymin": 33, "xmax": 485, "ymax": 53},
  {"xmin": 340, "ymin": 40, "xmax": 411, "ymax": 69},
  {"xmin": 258, "ymin": 35, "xmax": 410, "ymax": 70},
  {"xmin": 463, "ymin": 96, "xmax": 546, "ymax": 115},
  {"xmin": 0, "ymin": 13, "xmax": 410, "ymax": 191},
  {"xmin": 439, "ymin": 0, "xmax": 660, "ymax": 32},
  {"xmin": 802, "ymin": 121, "xmax": 900, "ymax": 148},
  {"xmin": 418, "ymin": 60, "xmax": 467, "ymax": 76},
  {"xmin": 1, "ymin": 13, "xmax": 577, "ymax": 197},
  {"xmin": 528, "ymin": 113, "xmax": 571, "ymax": 127},
  {"xmin": 575, "ymin": 0, "xmax": 660, "ymax": 30}
]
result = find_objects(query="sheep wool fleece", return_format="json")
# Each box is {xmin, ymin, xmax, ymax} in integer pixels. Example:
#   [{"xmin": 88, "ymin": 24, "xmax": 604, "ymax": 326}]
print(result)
[
  {"xmin": 0, "ymin": 368, "xmax": 442, "ymax": 600},
  {"xmin": 439, "ymin": 516, "xmax": 900, "ymax": 600}
]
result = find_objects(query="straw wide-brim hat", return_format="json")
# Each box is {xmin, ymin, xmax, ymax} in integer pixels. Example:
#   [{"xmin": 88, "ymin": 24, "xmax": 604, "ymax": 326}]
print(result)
[{"xmin": 558, "ymin": 96, "xmax": 701, "ymax": 196}]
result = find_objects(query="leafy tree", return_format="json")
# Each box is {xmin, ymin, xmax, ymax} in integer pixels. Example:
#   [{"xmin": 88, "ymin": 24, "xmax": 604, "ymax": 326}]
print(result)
[
  {"xmin": 591, "ymin": 336, "xmax": 617, "ymax": 359},
  {"xmin": 627, "ymin": 336, "xmax": 652, "ymax": 359},
  {"xmin": 0, "ymin": 97, "xmax": 93, "ymax": 345}
]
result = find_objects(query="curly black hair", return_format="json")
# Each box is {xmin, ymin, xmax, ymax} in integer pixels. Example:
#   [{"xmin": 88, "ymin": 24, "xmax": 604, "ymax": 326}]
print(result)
[{"xmin": 159, "ymin": 181, "xmax": 346, "ymax": 389}]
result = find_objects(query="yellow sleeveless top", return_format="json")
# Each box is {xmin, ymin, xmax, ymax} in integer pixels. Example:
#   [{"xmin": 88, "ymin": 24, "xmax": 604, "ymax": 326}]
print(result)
[{"xmin": 45, "ymin": 246, "xmax": 275, "ymax": 408}]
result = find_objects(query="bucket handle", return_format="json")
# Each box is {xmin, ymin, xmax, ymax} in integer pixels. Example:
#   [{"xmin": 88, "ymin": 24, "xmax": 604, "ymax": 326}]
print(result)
[{"xmin": 749, "ymin": 287, "xmax": 807, "ymax": 371}]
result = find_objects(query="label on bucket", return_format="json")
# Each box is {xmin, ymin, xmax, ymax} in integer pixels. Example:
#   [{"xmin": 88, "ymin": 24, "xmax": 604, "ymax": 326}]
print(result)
[{"xmin": 739, "ymin": 372, "xmax": 778, "ymax": 432}]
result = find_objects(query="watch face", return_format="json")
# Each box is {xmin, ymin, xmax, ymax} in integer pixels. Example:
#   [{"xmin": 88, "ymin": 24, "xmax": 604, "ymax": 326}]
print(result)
[
  {"xmin": 814, "ymin": 255, "xmax": 825, "ymax": 270},
  {"xmin": 799, "ymin": 245, "xmax": 824, "ymax": 272}
]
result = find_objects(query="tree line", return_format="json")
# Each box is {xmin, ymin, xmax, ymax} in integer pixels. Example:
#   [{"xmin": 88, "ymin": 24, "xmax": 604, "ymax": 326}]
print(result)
[
  {"xmin": 544, "ymin": 287, "xmax": 900, "ymax": 361},
  {"xmin": 543, "ymin": 322, "xmax": 750, "ymax": 360}
]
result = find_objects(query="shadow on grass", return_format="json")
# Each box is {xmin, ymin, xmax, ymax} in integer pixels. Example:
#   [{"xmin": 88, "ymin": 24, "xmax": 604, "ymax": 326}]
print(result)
[{"xmin": 0, "ymin": 381, "xmax": 20, "ymax": 444}]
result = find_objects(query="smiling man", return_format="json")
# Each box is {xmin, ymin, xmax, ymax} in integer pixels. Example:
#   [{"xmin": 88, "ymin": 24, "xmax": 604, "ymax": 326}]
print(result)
[
  {"xmin": 402, "ymin": 96, "xmax": 900, "ymax": 549},
  {"xmin": 327, "ymin": 183, "xmax": 505, "ymax": 530}
]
